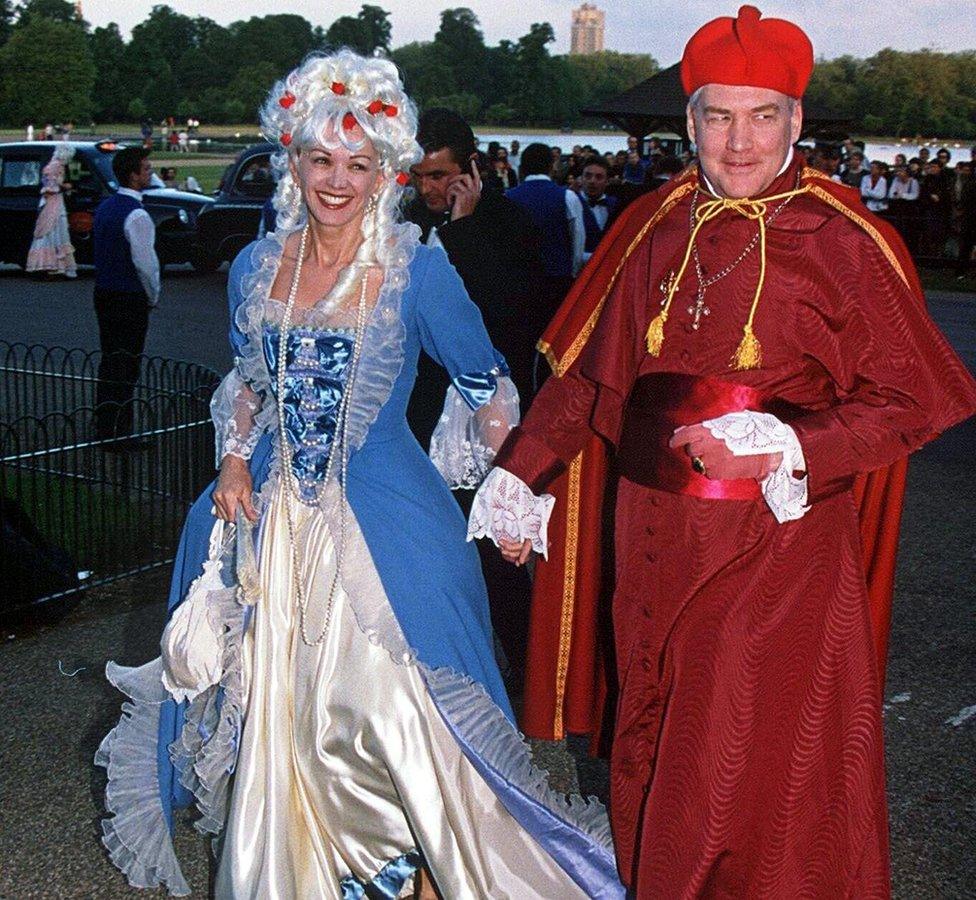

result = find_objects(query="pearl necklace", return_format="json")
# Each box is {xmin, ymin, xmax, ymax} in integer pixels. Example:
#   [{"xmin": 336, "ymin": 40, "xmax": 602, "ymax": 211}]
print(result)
[{"xmin": 275, "ymin": 224, "xmax": 371, "ymax": 646}]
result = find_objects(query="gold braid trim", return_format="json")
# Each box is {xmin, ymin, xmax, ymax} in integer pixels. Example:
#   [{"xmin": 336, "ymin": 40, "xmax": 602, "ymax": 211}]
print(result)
[
  {"xmin": 552, "ymin": 451, "xmax": 583, "ymax": 738},
  {"xmin": 538, "ymin": 180, "xmax": 697, "ymax": 378}
]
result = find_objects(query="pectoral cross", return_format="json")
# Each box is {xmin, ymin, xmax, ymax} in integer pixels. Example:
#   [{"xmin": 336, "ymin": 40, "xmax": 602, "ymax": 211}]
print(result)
[{"xmin": 687, "ymin": 288, "xmax": 710, "ymax": 330}]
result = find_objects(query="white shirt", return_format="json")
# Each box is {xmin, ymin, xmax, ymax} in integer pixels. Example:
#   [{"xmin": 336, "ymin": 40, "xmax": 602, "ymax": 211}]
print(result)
[
  {"xmin": 523, "ymin": 174, "xmax": 586, "ymax": 276},
  {"xmin": 118, "ymin": 187, "xmax": 160, "ymax": 306},
  {"xmin": 578, "ymin": 191, "xmax": 610, "ymax": 264},
  {"xmin": 888, "ymin": 177, "xmax": 919, "ymax": 201},
  {"xmin": 860, "ymin": 174, "xmax": 889, "ymax": 212}
]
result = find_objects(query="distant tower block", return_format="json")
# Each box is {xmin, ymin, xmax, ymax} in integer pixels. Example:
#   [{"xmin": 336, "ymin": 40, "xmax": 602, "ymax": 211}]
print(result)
[
  {"xmin": 74, "ymin": 1, "xmax": 82, "ymax": 19},
  {"xmin": 571, "ymin": 3, "xmax": 605, "ymax": 55}
]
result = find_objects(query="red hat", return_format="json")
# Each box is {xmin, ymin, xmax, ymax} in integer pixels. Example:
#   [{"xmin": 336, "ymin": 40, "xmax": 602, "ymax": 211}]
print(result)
[{"xmin": 680, "ymin": 5, "xmax": 814, "ymax": 99}]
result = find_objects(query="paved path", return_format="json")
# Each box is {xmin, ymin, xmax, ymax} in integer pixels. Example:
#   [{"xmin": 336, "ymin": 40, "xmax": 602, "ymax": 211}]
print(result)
[{"xmin": 0, "ymin": 267, "xmax": 974, "ymax": 898}]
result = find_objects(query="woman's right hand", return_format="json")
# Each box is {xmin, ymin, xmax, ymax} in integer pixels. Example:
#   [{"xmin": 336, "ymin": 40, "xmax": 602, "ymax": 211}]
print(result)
[{"xmin": 213, "ymin": 455, "xmax": 258, "ymax": 523}]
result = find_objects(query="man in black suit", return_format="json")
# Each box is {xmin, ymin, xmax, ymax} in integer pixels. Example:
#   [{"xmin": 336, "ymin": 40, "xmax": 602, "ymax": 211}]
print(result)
[
  {"xmin": 404, "ymin": 108, "xmax": 541, "ymax": 689},
  {"xmin": 404, "ymin": 108, "xmax": 543, "ymax": 433}
]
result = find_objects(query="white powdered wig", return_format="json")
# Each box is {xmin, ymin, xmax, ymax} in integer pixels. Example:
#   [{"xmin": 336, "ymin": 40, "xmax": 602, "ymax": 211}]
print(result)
[
  {"xmin": 259, "ymin": 48, "xmax": 420, "ymax": 263},
  {"xmin": 52, "ymin": 143, "xmax": 76, "ymax": 163}
]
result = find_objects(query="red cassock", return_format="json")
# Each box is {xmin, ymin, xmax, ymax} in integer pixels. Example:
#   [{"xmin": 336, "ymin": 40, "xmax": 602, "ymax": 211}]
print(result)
[{"xmin": 496, "ymin": 156, "xmax": 976, "ymax": 897}]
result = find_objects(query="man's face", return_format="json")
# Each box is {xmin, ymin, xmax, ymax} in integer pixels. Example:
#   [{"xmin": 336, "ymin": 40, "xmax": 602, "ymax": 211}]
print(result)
[
  {"xmin": 410, "ymin": 147, "xmax": 464, "ymax": 215},
  {"xmin": 870, "ymin": 162, "xmax": 883, "ymax": 178},
  {"xmin": 134, "ymin": 157, "xmax": 153, "ymax": 191},
  {"xmin": 687, "ymin": 84, "xmax": 802, "ymax": 199},
  {"xmin": 581, "ymin": 164, "xmax": 608, "ymax": 200},
  {"xmin": 627, "ymin": 136, "xmax": 638, "ymax": 151},
  {"xmin": 919, "ymin": 148, "xmax": 930, "ymax": 161},
  {"xmin": 937, "ymin": 150, "xmax": 950, "ymax": 165}
]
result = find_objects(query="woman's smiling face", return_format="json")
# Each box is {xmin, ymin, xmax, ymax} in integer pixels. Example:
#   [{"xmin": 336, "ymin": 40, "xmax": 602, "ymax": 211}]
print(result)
[{"xmin": 291, "ymin": 122, "xmax": 384, "ymax": 229}]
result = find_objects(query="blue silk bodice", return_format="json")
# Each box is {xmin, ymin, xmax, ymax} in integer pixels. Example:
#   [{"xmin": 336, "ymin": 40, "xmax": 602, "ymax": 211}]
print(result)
[{"xmin": 263, "ymin": 326, "xmax": 354, "ymax": 503}]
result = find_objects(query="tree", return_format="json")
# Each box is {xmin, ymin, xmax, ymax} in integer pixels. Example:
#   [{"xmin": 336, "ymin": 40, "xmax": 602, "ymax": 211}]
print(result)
[
  {"xmin": 226, "ymin": 61, "xmax": 280, "ymax": 123},
  {"xmin": 0, "ymin": 0, "xmax": 15, "ymax": 47},
  {"xmin": 324, "ymin": 4, "xmax": 392, "ymax": 56},
  {"xmin": 432, "ymin": 8, "xmax": 487, "ymax": 98},
  {"xmin": 89, "ymin": 24, "xmax": 127, "ymax": 121},
  {"xmin": 229, "ymin": 14, "xmax": 319, "ymax": 74},
  {"xmin": 0, "ymin": 16, "xmax": 95, "ymax": 122},
  {"xmin": 391, "ymin": 41, "xmax": 456, "ymax": 109},
  {"xmin": 564, "ymin": 50, "xmax": 658, "ymax": 122},
  {"xmin": 15, "ymin": 0, "xmax": 81, "ymax": 26}
]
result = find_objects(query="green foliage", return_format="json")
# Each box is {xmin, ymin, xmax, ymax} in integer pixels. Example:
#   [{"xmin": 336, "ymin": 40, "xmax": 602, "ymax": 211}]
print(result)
[
  {"xmin": 807, "ymin": 49, "xmax": 976, "ymax": 139},
  {"xmin": 325, "ymin": 4, "xmax": 391, "ymax": 55},
  {"xmin": 0, "ymin": 3, "xmax": 812, "ymax": 133},
  {"xmin": 0, "ymin": 16, "xmax": 94, "ymax": 123}
]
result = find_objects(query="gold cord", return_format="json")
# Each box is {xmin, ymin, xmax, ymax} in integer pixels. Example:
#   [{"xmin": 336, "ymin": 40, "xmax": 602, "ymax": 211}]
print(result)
[{"xmin": 645, "ymin": 185, "xmax": 812, "ymax": 369}]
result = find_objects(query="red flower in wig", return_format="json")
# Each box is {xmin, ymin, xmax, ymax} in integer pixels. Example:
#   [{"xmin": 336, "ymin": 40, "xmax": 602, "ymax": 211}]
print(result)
[
  {"xmin": 395, "ymin": 172, "xmax": 410, "ymax": 186},
  {"xmin": 367, "ymin": 100, "xmax": 385, "ymax": 115},
  {"xmin": 280, "ymin": 132, "xmax": 292, "ymax": 146},
  {"xmin": 331, "ymin": 81, "xmax": 346, "ymax": 95},
  {"xmin": 342, "ymin": 112, "xmax": 358, "ymax": 131},
  {"xmin": 279, "ymin": 92, "xmax": 296, "ymax": 109}
]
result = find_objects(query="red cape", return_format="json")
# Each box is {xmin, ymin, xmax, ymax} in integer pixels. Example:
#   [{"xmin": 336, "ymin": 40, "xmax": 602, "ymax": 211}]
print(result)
[{"xmin": 521, "ymin": 165, "xmax": 918, "ymax": 741}]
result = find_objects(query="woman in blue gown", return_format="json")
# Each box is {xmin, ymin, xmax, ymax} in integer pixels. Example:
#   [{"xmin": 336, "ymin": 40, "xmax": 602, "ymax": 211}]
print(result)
[{"xmin": 96, "ymin": 49, "xmax": 623, "ymax": 899}]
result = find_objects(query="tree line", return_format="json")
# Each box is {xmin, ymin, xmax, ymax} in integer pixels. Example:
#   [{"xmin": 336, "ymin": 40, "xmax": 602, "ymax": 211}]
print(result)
[
  {"xmin": 0, "ymin": 0, "xmax": 655, "ymax": 128},
  {"xmin": 0, "ymin": 0, "xmax": 974, "ymax": 138}
]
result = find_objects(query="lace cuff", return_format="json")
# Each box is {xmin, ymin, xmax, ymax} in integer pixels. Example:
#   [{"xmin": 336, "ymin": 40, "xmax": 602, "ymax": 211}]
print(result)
[
  {"xmin": 701, "ymin": 411, "xmax": 810, "ymax": 523},
  {"xmin": 210, "ymin": 366, "xmax": 267, "ymax": 467},
  {"xmin": 467, "ymin": 467, "xmax": 555, "ymax": 559},
  {"xmin": 430, "ymin": 370, "xmax": 520, "ymax": 489}
]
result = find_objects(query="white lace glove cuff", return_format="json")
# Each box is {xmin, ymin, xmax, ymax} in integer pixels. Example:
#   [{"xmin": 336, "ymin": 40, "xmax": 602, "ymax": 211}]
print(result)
[
  {"xmin": 701, "ymin": 411, "xmax": 810, "ymax": 524},
  {"xmin": 467, "ymin": 467, "xmax": 555, "ymax": 559}
]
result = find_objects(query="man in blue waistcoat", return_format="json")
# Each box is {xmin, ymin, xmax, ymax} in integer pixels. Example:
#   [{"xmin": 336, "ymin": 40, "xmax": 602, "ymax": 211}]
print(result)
[
  {"xmin": 577, "ymin": 155, "xmax": 619, "ymax": 264},
  {"xmin": 92, "ymin": 146, "xmax": 160, "ymax": 448},
  {"xmin": 506, "ymin": 142, "xmax": 585, "ymax": 350}
]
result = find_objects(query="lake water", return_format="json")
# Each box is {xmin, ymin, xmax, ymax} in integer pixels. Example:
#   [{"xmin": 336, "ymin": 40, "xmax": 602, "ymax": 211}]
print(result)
[{"xmin": 474, "ymin": 131, "xmax": 974, "ymax": 165}]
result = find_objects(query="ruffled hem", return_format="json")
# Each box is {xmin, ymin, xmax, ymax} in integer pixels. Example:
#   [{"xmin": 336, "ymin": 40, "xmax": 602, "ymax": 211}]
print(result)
[
  {"xmin": 95, "ymin": 660, "xmax": 191, "ymax": 897},
  {"xmin": 423, "ymin": 665, "xmax": 613, "ymax": 850},
  {"xmin": 97, "ymin": 482, "xmax": 617, "ymax": 897}
]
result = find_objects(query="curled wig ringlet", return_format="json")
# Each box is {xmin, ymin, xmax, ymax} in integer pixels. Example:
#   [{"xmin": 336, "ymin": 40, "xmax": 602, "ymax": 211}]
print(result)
[{"xmin": 260, "ymin": 48, "xmax": 421, "ymax": 266}]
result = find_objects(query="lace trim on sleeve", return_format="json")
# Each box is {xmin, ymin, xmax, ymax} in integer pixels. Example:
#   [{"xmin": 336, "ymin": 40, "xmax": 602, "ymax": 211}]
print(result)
[
  {"xmin": 701, "ymin": 410, "xmax": 810, "ymax": 523},
  {"xmin": 210, "ymin": 366, "xmax": 272, "ymax": 467},
  {"xmin": 430, "ymin": 372, "xmax": 520, "ymax": 489},
  {"xmin": 467, "ymin": 467, "xmax": 555, "ymax": 559}
]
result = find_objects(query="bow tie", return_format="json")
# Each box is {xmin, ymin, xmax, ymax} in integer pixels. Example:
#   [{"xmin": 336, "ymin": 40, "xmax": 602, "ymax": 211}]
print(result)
[{"xmin": 588, "ymin": 197, "xmax": 606, "ymax": 208}]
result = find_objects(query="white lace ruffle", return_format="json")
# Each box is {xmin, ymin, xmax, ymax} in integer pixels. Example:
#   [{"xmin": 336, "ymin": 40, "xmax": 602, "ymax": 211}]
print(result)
[
  {"xmin": 700, "ymin": 410, "xmax": 810, "ymax": 523},
  {"xmin": 95, "ymin": 658, "xmax": 191, "ymax": 897},
  {"xmin": 429, "ymin": 376, "xmax": 520, "ymax": 489},
  {"xmin": 210, "ymin": 369, "xmax": 270, "ymax": 466},
  {"xmin": 467, "ymin": 467, "xmax": 555, "ymax": 560}
]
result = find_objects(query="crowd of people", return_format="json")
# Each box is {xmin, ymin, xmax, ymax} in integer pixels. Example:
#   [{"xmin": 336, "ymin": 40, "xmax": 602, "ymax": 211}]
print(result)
[{"xmin": 808, "ymin": 141, "xmax": 976, "ymax": 273}]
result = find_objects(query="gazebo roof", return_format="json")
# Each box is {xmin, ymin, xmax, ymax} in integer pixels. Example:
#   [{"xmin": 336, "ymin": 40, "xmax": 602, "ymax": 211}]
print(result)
[{"xmin": 581, "ymin": 63, "xmax": 851, "ymax": 141}]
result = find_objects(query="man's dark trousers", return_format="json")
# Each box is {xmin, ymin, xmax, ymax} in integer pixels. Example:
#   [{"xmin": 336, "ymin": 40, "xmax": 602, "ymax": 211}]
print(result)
[{"xmin": 94, "ymin": 288, "xmax": 149, "ymax": 439}]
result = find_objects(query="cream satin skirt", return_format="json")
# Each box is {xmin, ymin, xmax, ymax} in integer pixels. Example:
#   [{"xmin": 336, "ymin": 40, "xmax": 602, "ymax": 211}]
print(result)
[{"xmin": 215, "ymin": 488, "xmax": 585, "ymax": 899}]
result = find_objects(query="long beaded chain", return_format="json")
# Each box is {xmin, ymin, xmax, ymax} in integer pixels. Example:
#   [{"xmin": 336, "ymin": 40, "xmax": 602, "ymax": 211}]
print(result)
[
  {"xmin": 684, "ymin": 174, "xmax": 799, "ymax": 330},
  {"xmin": 275, "ymin": 224, "xmax": 372, "ymax": 645}
]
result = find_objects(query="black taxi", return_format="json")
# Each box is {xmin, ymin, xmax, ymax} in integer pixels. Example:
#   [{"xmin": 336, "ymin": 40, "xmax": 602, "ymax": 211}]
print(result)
[{"xmin": 0, "ymin": 140, "xmax": 214, "ymax": 269}]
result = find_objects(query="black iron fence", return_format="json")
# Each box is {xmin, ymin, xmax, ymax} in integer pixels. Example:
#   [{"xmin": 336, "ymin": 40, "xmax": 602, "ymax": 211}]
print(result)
[{"xmin": 0, "ymin": 341, "xmax": 221, "ymax": 615}]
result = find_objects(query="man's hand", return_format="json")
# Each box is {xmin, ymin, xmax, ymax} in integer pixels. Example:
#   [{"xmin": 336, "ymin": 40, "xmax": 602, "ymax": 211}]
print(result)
[
  {"xmin": 213, "ymin": 455, "xmax": 258, "ymax": 522},
  {"xmin": 669, "ymin": 424, "xmax": 782, "ymax": 481},
  {"xmin": 446, "ymin": 158, "xmax": 481, "ymax": 221},
  {"xmin": 499, "ymin": 536, "xmax": 533, "ymax": 567}
]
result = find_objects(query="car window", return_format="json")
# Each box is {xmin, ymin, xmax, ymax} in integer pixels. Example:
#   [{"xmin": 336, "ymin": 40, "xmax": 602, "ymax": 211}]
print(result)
[
  {"xmin": 234, "ymin": 155, "xmax": 274, "ymax": 198},
  {"xmin": 0, "ymin": 153, "xmax": 45, "ymax": 191},
  {"xmin": 67, "ymin": 154, "xmax": 104, "ymax": 196}
]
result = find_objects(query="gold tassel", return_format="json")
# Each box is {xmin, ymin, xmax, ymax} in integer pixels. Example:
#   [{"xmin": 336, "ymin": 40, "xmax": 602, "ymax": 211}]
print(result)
[
  {"xmin": 645, "ymin": 312, "xmax": 667, "ymax": 356},
  {"xmin": 731, "ymin": 323, "xmax": 762, "ymax": 370}
]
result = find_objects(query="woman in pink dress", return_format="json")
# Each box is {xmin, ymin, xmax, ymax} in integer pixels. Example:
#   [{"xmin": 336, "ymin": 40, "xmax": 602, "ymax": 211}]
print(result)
[{"xmin": 26, "ymin": 143, "xmax": 77, "ymax": 278}]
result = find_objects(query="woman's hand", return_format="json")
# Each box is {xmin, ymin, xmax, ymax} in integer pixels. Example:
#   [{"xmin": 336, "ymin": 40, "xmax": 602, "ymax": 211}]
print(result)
[
  {"xmin": 499, "ymin": 536, "xmax": 533, "ymax": 567},
  {"xmin": 213, "ymin": 455, "xmax": 258, "ymax": 523}
]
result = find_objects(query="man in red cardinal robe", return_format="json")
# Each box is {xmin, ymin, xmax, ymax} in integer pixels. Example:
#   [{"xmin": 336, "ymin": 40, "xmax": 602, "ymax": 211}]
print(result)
[{"xmin": 467, "ymin": 6, "xmax": 976, "ymax": 897}]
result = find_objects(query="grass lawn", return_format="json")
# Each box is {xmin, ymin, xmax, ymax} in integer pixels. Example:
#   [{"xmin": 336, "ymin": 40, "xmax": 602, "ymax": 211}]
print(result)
[{"xmin": 155, "ymin": 162, "xmax": 230, "ymax": 194}]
